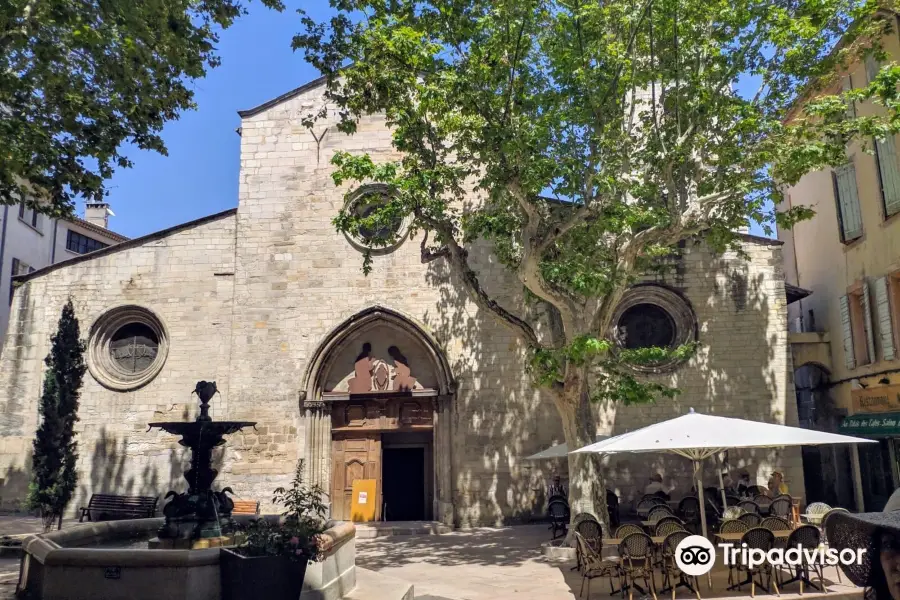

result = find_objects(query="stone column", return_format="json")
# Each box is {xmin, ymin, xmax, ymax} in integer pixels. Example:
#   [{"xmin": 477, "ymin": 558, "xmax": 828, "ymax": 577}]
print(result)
[
  {"xmin": 301, "ymin": 395, "xmax": 333, "ymax": 516},
  {"xmin": 433, "ymin": 393, "xmax": 455, "ymax": 526}
]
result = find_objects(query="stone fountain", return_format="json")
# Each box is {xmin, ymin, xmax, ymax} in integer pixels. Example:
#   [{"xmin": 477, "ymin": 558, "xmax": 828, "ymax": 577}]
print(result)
[{"xmin": 148, "ymin": 380, "xmax": 256, "ymax": 548}]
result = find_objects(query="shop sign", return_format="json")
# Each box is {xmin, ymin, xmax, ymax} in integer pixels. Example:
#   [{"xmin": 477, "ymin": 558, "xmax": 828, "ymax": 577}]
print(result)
[{"xmin": 851, "ymin": 384, "xmax": 900, "ymax": 413}]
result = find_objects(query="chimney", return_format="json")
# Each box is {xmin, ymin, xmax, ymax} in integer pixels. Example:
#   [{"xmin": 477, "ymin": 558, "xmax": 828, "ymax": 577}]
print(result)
[{"xmin": 84, "ymin": 202, "xmax": 113, "ymax": 229}]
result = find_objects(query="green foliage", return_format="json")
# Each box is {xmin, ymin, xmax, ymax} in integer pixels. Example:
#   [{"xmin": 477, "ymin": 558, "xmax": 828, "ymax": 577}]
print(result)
[
  {"xmin": 26, "ymin": 299, "xmax": 85, "ymax": 531},
  {"xmin": 0, "ymin": 0, "xmax": 283, "ymax": 215},
  {"xmin": 234, "ymin": 460, "xmax": 327, "ymax": 562},
  {"xmin": 294, "ymin": 0, "xmax": 896, "ymax": 409}
]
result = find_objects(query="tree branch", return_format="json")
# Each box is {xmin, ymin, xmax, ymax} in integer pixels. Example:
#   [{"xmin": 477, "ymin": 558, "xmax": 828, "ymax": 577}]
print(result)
[{"xmin": 420, "ymin": 230, "xmax": 450, "ymax": 263}]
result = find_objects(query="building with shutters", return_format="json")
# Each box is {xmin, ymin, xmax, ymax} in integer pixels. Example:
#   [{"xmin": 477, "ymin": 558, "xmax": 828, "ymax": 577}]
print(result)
[
  {"xmin": 779, "ymin": 10, "xmax": 900, "ymax": 512},
  {"xmin": 0, "ymin": 202, "xmax": 128, "ymax": 349}
]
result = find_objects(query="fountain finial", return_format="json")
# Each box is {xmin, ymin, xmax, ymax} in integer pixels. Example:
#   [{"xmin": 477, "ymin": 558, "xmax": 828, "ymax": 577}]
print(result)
[{"xmin": 193, "ymin": 380, "xmax": 217, "ymax": 422}]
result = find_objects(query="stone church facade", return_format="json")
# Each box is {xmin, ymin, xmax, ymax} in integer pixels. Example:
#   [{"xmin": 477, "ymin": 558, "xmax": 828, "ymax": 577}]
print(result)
[{"xmin": 0, "ymin": 78, "xmax": 804, "ymax": 526}]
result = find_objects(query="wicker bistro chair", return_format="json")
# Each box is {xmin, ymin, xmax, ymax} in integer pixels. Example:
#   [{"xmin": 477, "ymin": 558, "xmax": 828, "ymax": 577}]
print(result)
[
  {"xmin": 648, "ymin": 505, "xmax": 675, "ymax": 524},
  {"xmin": 730, "ymin": 527, "xmax": 779, "ymax": 598},
  {"xmin": 739, "ymin": 513, "xmax": 763, "ymax": 528},
  {"xmin": 779, "ymin": 525, "xmax": 826, "ymax": 595},
  {"xmin": 761, "ymin": 516, "xmax": 792, "ymax": 532},
  {"xmin": 726, "ymin": 495, "xmax": 743, "ymax": 507},
  {"xmin": 678, "ymin": 496, "xmax": 701, "ymax": 532},
  {"xmin": 719, "ymin": 519, "xmax": 750, "ymax": 534},
  {"xmin": 575, "ymin": 531, "xmax": 623, "ymax": 599},
  {"xmin": 656, "ymin": 519, "xmax": 687, "ymax": 538},
  {"xmin": 769, "ymin": 497, "xmax": 793, "ymax": 520},
  {"xmin": 739, "ymin": 500, "xmax": 761, "ymax": 514},
  {"xmin": 548, "ymin": 499, "xmax": 570, "ymax": 540},
  {"xmin": 637, "ymin": 497, "xmax": 665, "ymax": 516},
  {"xmin": 619, "ymin": 532, "xmax": 659, "ymax": 600},
  {"xmin": 574, "ymin": 515, "xmax": 604, "ymax": 572},
  {"xmin": 661, "ymin": 530, "xmax": 702, "ymax": 600},
  {"xmin": 723, "ymin": 506, "xmax": 745, "ymax": 520},
  {"xmin": 748, "ymin": 485, "xmax": 769, "ymax": 496},
  {"xmin": 803, "ymin": 502, "xmax": 831, "ymax": 527},
  {"xmin": 821, "ymin": 508, "xmax": 851, "ymax": 584},
  {"xmin": 754, "ymin": 494, "xmax": 771, "ymax": 505},
  {"xmin": 656, "ymin": 515, "xmax": 685, "ymax": 529},
  {"xmin": 548, "ymin": 493, "xmax": 568, "ymax": 506},
  {"xmin": 617, "ymin": 523, "xmax": 645, "ymax": 539}
]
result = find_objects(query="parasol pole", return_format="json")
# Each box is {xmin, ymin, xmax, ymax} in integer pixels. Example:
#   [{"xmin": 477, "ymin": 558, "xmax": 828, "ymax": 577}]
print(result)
[{"xmin": 718, "ymin": 452, "xmax": 728, "ymax": 508}]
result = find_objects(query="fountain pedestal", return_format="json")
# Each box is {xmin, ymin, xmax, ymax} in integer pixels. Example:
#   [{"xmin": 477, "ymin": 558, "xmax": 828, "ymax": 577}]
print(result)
[{"xmin": 148, "ymin": 381, "xmax": 256, "ymax": 546}]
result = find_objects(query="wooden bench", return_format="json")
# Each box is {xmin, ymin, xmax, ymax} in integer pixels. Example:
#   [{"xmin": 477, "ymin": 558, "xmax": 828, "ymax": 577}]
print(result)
[
  {"xmin": 231, "ymin": 500, "xmax": 260, "ymax": 515},
  {"xmin": 79, "ymin": 494, "xmax": 158, "ymax": 522}
]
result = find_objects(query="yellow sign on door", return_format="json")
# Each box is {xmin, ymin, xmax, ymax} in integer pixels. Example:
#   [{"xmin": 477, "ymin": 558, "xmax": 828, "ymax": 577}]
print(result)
[{"xmin": 350, "ymin": 479, "xmax": 377, "ymax": 522}]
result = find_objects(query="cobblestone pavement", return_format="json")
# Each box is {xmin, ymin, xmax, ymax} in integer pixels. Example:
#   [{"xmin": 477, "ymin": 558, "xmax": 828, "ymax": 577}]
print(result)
[{"xmin": 356, "ymin": 524, "xmax": 864, "ymax": 600}]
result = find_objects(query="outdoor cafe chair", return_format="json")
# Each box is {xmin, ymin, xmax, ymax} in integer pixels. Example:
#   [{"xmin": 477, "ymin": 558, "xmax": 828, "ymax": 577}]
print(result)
[
  {"xmin": 729, "ymin": 527, "xmax": 779, "ymax": 597},
  {"xmin": 739, "ymin": 512, "xmax": 763, "ymax": 528},
  {"xmin": 655, "ymin": 519, "xmax": 686, "ymax": 538},
  {"xmin": 661, "ymin": 530, "xmax": 702, "ymax": 600},
  {"xmin": 619, "ymin": 532, "xmax": 659, "ymax": 600},
  {"xmin": 761, "ymin": 516, "xmax": 792, "ymax": 532},
  {"xmin": 725, "ymin": 495, "xmax": 742, "ymax": 507},
  {"xmin": 648, "ymin": 505, "xmax": 675, "ymax": 524},
  {"xmin": 754, "ymin": 494, "xmax": 771, "ymax": 505},
  {"xmin": 779, "ymin": 525, "xmax": 825, "ymax": 595},
  {"xmin": 638, "ymin": 497, "xmax": 665, "ymax": 516},
  {"xmin": 617, "ymin": 523, "xmax": 645, "ymax": 539},
  {"xmin": 575, "ymin": 514, "xmax": 603, "ymax": 550},
  {"xmin": 821, "ymin": 507, "xmax": 850, "ymax": 584},
  {"xmin": 575, "ymin": 531, "xmax": 622, "ymax": 599},
  {"xmin": 723, "ymin": 506, "xmax": 744, "ymax": 520},
  {"xmin": 548, "ymin": 493, "xmax": 568, "ymax": 506},
  {"xmin": 719, "ymin": 519, "xmax": 750, "ymax": 534},
  {"xmin": 802, "ymin": 502, "xmax": 831, "ymax": 526},
  {"xmin": 548, "ymin": 499, "xmax": 570, "ymax": 540},
  {"xmin": 768, "ymin": 497, "xmax": 792, "ymax": 520},
  {"xmin": 739, "ymin": 500, "xmax": 761, "ymax": 514}
]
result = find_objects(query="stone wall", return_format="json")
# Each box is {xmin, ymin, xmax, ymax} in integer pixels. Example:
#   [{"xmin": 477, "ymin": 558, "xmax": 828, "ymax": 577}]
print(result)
[{"xmin": 0, "ymin": 212, "xmax": 238, "ymax": 510}]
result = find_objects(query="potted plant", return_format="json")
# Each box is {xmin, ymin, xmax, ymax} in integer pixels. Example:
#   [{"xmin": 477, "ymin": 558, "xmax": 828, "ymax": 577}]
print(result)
[{"xmin": 221, "ymin": 460, "xmax": 327, "ymax": 600}]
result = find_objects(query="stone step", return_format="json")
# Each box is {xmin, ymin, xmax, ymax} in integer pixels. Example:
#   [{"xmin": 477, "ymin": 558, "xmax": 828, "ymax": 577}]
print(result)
[
  {"xmin": 343, "ymin": 567, "xmax": 413, "ymax": 600},
  {"xmin": 355, "ymin": 521, "xmax": 451, "ymax": 539}
]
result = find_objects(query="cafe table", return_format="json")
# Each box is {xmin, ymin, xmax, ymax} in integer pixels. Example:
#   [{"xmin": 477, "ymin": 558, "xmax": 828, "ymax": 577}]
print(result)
[{"xmin": 714, "ymin": 529, "xmax": 792, "ymax": 543}]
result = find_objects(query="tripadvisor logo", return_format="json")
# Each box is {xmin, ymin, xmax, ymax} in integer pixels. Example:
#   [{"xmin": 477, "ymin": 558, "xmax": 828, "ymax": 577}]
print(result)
[{"xmin": 674, "ymin": 535, "xmax": 866, "ymax": 576}]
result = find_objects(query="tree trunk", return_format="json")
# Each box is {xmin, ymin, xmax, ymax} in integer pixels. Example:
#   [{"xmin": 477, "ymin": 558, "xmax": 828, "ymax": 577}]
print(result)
[{"xmin": 553, "ymin": 372, "xmax": 610, "ymax": 541}]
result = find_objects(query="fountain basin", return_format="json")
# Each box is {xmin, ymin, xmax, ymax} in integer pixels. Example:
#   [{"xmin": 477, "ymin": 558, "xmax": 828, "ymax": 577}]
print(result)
[{"xmin": 17, "ymin": 517, "xmax": 356, "ymax": 600}]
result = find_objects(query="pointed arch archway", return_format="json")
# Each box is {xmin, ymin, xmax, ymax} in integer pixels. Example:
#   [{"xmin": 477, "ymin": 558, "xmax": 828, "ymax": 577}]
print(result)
[{"xmin": 298, "ymin": 305, "xmax": 456, "ymax": 525}]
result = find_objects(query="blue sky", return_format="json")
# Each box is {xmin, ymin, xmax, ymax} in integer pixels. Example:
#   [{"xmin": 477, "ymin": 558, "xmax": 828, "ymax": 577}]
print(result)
[
  {"xmin": 99, "ymin": 2, "xmax": 769, "ymax": 239},
  {"xmin": 100, "ymin": 1, "xmax": 327, "ymax": 239}
]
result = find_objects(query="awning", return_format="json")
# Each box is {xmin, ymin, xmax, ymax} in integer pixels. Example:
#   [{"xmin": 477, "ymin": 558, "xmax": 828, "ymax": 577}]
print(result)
[{"xmin": 838, "ymin": 412, "xmax": 900, "ymax": 438}]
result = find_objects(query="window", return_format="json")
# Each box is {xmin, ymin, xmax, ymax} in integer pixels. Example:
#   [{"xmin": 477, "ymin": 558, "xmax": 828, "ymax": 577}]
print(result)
[
  {"xmin": 866, "ymin": 55, "xmax": 881, "ymax": 84},
  {"xmin": 875, "ymin": 135, "xmax": 900, "ymax": 219},
  {"xmin": 832, "ymin": 163, "xmax": 864, "ymax": 242},
  {"xmin": 87, "ymin": 305, "xmax": 168, "ymax": 390},
  {"xmin": 617, "ymin": 304, "xmax": 676, "ymax": 349},
  {"xmin": 841, "ymin": 282, "xmax": 876, "ymax": 369},
  {"xmin": 66, "ymin": 230, "xmax": 108, "ymax": 255},
  {"xmin": 8, "ymin": 258, "xmax": 35, "ymax": 304},
  {"xmin": 17, "ymin": 201, "xmax": 41, "ymax": 232},
  {"xmin": 109, "ymin": 323, "xmax": 159, "ymax": 374},
  {"xmin": 343, "ymin": 184, "xmax": 410, "ymax": 252}
]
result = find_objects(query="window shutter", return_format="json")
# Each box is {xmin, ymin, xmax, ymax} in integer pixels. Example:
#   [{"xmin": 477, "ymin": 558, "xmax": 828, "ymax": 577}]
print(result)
[
  {"xmin": 862, "ymin": 280, "xmax": 877, "ymax": 364},
  {"xmin": 866, "ymin": 55, "xmax": 880, "ymax": 83},
  {"xmin": 841, "ymin": 294, "xmax": 857, "ymax": 369},
  {"xmin": 842, "ymin": 75, "xmax": 856, "ymax": 119},
  {"xmin": 876, "ymin": 135, "xmax": 900, "ymax": 218},
  {"xmin": 834, "ymin": 164, "xmax": 864, "ymax": 240},
  {"xmin": 875, "ymin": 276, "xmax": 897, "ymax": 361}
]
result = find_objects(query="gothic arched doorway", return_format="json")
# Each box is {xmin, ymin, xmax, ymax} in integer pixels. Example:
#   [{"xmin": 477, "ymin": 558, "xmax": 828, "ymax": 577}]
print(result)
[{"xmin": 299, "ymin": 306, "xmax": 455, "ymax": 524}]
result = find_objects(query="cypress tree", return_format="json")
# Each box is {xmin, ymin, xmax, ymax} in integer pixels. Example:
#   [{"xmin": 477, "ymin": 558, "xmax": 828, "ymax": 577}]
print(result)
[{"xmin": 27, "ymin": 299, "xmax": 86, "ymax": 531}]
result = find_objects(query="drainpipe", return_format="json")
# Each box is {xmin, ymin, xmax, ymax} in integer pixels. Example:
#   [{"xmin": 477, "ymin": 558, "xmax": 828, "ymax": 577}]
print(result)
[
  {"xmin": 50, "ymin": 218, "xmax": 58, "ymax": 263},
  {"xmin": 785, "ymin": 192, "xmax": 805, "ymax": 331}
]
